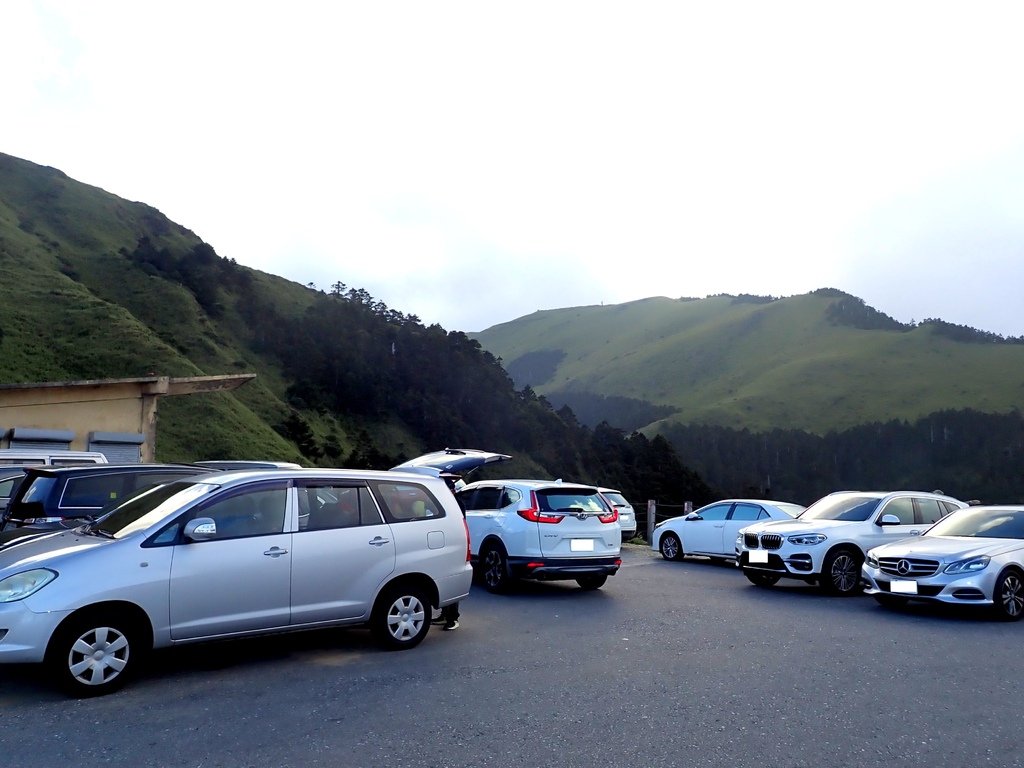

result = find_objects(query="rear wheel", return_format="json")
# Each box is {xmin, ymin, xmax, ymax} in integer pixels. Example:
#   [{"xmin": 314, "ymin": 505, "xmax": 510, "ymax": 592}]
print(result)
[
  {"xmin": 576, "ymin": 575, "xmax": 607, "ymax": 590},
  {"xmin": 992, "ymin": 568, "xmax": 1024, "ymax": 621},
  {"xmin": 479, "ymin": 543, "xmax": 511, "ymax": 593},
  {"xmin": 820, "ymin": 548, "xmax": 863, "ymax": 596},
  {"xmin": 744, "ymin": 570, "xmax": 781, "ymax": 588},
  {"xmin": 659, "ymin": 532, "xmax": 684, "ymax": 561},
  {"xmin": 46, "ymin": 610, "xmax": 144, "ymax": 697},
  {"xmin": 371, "ymin": 584, "xmax": 431, "ymax": 650}
]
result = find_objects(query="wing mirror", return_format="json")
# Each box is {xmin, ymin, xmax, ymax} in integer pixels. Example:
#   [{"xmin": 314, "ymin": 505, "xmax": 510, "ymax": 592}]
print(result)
[
  {"xmin": 877, "ymin": 514, "xmax": 901, "ymax": 527},
  {"xmin": 184, "ymin": 517, "xmax": 217, "ymax": 541},
  {"xmin": 685, "ymin": 512, "xmax": 702, "ymax": 521}
]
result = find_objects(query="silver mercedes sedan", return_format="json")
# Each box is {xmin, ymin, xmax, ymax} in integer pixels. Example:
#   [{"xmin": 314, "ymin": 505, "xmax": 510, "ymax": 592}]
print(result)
[
  {"xmin": 0, "ymin": 468, "xmax": 473, "ymax": 696},
  {"xmin": 862, "ymin": 505, "xmax": 1024, "ymax": 620}
]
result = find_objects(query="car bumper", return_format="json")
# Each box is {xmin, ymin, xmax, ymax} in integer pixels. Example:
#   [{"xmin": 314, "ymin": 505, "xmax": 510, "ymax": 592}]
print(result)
[
  {"xmin": 507, "ymin": 555, "xmax": 621, "ymax": 582},
  {"xmin": 0, "ymin": 601, "xmax": 69, "ymax": 664},
  {"xmin": 736, "ymin": 546, "xmax": 825, "ymax": 580},
  {"xmin": 861, "ymin": 565, "xmax": 996, "ymax": 606}
]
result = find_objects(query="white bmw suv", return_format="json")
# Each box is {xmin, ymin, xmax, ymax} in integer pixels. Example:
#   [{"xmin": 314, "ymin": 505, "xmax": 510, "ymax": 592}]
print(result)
[
  {"xmin": 736, "ymin": 490, "xmax": 968, "ymax": 595},
  {"xmin": 455, "ymin": 479, "xmax": 622, "ymax": 592}
]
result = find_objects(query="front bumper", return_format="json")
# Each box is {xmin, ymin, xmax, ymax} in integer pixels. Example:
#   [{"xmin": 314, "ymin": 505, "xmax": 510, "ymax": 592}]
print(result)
[
  {"xmin": 0, "ymin": 600, "xmax": 69, "ymax": 664},
  {"xmin": 736, "ymin": 545, "xmax": 825, "ymax": 580},
  {"xmin": 861, "ymin": 564, "xmax": 996, "ymax": 606}
]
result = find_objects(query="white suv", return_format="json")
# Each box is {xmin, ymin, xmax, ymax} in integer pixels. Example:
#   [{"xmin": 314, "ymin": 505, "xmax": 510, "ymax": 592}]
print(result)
[
  {"xmin": 736, "ymin": 490, "xmax": 968, "ymax": 595},
  {"xmin": 456, "ymin": 479, "xmax": 622, "ymax": 592}
]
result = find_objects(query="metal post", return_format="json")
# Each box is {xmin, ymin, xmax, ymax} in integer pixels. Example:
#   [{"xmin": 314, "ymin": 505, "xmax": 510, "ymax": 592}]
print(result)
[{"xmin": 646, "ymin": 499, "xmax": 656, "ymax": 543}]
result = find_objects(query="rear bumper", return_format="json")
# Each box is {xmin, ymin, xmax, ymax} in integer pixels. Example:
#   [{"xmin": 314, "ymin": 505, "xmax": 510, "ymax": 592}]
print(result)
[{"xmin": 507, "ymin": 555, "xmax": 621, "ymax": 582}]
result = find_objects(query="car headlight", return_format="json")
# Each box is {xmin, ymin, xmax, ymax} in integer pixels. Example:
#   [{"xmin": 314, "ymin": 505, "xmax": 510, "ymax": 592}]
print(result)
[
  {"xmin": 865, "ymin": 553, "xmax": 879, "ymax": 568},
  {"xmin": 787, "ymin": 533, "xmax": 827, "ymax": 546},
  {"xmin": 944, "ymin": 556, "xmax": 990, "ymax": 575},
  {"xmin": 0, "ymin": 569, "xmax": 57, "ymax": 602}
]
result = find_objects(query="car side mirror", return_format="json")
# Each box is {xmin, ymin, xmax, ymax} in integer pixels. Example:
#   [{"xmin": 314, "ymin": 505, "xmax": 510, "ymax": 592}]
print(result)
[
  {"xmin": 877, "ymin": 514, "xmax": 901, "ymax": 527},
  {"xmin": 685, "ymin": 513, "xmax": 701, "ymax": 521},
  {"xmin": 184, "ymin": 517, "xmax": 217, "ymax": 541}
]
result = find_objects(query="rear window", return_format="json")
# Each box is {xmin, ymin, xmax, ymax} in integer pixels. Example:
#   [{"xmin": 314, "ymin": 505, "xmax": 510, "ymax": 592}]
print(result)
[
  {"xmin": 537, "ymin": 489, "xmax": 606, "ymax": 513},
  {"xmin": 17, "ymin": 475, "xmax": 58, "ymax": 506},
  {"xmin": 602, "ymin": 491, "xmax": 629, "ymax": 507},
  {"xmin": 372, "ymin": 481, "xmax": 446, "ymax": 522}
]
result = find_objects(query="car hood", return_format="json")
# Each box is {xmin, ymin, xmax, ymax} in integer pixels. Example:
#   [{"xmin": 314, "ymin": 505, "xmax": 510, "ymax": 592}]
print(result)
[
  {"xmin": 869, "ymin": 535, "xmax": 1024, "ymax": 561},
  {"xmin": 742, "ymin": 518, "xmax": 859, "ymax": 535},
  {"xmin": 0, "ymin": 529, "xmax": 112, "ymax": 576},
  {"xmin": 392, "ymin": 449, "xmax": 512, "ymax": 477}
]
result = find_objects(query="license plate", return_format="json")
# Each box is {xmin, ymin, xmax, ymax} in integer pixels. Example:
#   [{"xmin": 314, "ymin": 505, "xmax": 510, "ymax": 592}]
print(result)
[
  {"xmin": 890, "ymin": 579, "xmax": 918, "ymax": 594},
  {"xmin": 570, "ymin": 538, "xmax": 595, "ymax": 552},
  {"xmin": 749, "ymin": 549, "xmax": 769, "ymax": 563}
]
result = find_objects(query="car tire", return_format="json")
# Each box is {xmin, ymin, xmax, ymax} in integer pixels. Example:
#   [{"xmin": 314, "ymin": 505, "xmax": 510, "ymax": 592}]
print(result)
[
  {"xmin": 873, "ymin": 594, "xmax": 908, "ymax": 610},
  {"xmin": 743, "ymin": 570, "xmax": 780, "ymax": 587},
  {"xmin": 992, "ymin": 568, "xmax": 1024, "ymax": 621},
  {"xmin": 576, "ymin": 575, "xmax": 607, "ymax": 590},
  {"xmin": 659, "ymin": 532, "xmax": 684, "ymax": 561},
  {"xmin": 46, "ymin": 610, "xmax": 144, "ymax": 697},
  {"xmin": 371, "ymin": 584, "xmax": 431, "ymax": 650},
  {"xmin": 819, "ymin": 547, "xmax": 863, "ymax": 596},
  {"xmin": 479, "ymin": 543, "xmax": 511, "ymax": 593}
]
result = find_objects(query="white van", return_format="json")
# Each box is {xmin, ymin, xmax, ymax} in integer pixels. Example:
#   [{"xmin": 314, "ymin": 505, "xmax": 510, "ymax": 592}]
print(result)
[{"xmin": 0, "ymin": 449, "xmax": 108, "ymax": 466}]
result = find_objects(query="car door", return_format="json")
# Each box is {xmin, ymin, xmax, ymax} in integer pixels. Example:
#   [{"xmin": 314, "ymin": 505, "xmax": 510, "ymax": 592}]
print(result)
[
  {"xmin": 682, "ymin": 503, "xmax": 732, "ymax": 554},
  {"xmin": 168, "ymin": 481, "xmax": 292, "ymax": 640},
  {"xmin": 289, "ymin": 480, "xmax": 397, "ymax": 623},
  {"xmin": 865, "ymin": 496, "xmax": 922, "ymax": 550},
  {"xmin": 458, "ymin": 485, "xmax": 506, "ymax": 556},
  {"xmin": 722, "ymin": 503, "xmax": 764, "ymax": 557}
]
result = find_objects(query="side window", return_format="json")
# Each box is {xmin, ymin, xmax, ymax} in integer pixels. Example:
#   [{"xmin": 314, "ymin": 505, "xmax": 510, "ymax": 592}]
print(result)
[
  {"xmin": 129, "ymin": 472, "xmax": 196, "ymax": 494},
  {"xmin": 373, "ymin": 482, "xmax": 446, "ymax": 523},
  {"xmin": 500, "ymin": 487, "xmax": 522, "ymax": 508},
  {"xmin": 757, "ymin": 509, "xmax": 771, "ymax": 520},
  {"xmin": 194, "ymin": 485, "xmax": 288, "ymax": 539},
  {"xmin": 466, "ymin": 486, "xmax": 503, "ymax": 511},
  {"xmin": 880, "ymin": 497, "xmax": 915, "ymax": 525},
  {"xmin": 730, "ymin": 503, "xmax": 762, "ymax": 522},
  {"xmin": 939, "ymin": 500, "xmax": 960, "ymax": 517},
  {"xmin": 300, "ymin": 484, "xmax": 378, "ymax": 530},
  {"xmin": 62, "ymin": 473, "xmax": 130, "ymax": 508},
  {"xmin": 696, "ymin": 504, "xmax": 730, "ymax": 522},
  {"xmin": 915, "ymin": 498, "xmax": 945, "ymax": 525}
]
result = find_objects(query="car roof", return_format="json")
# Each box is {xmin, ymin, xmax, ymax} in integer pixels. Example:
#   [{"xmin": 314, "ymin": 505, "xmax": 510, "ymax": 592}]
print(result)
[
  {"xmin": 22, "ymin": 463, "xmax": 212, "ymax": 478},
  {"xmin": 461, "ymin": 478, "xmax": 599, "ymax": 491},
  {"xmin": 175, "ymin": 467, "xmax": 453, "ymax": 486},
  {"xmin": 194, "ymin": 460, "xmax": 304, "ymax": 469}
]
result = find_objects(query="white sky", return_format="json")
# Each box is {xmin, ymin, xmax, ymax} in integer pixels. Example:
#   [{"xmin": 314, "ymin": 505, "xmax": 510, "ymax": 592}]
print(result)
[{"xmin": 4, "ymin": 2, "xmax": 1024, "ymax": 335}]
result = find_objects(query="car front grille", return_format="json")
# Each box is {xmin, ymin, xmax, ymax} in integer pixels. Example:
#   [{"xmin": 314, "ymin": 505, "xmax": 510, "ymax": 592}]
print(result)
[
  {"xmin": 744, "ymin": 533, "xmax": 759, "ymax": 548},
  {"xmin": 759, "ymin": 534, "xmax": 783, "ymax": 550},
  {"xmin": 878, "ymin": 557, "xmax": 940, "ymax": 578}
]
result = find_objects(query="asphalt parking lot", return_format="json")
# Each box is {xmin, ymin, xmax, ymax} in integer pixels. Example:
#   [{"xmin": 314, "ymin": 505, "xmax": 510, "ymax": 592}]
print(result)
[{"xmin": 3, "ymin": 543, "xmax": 1023, "ymax": 768}]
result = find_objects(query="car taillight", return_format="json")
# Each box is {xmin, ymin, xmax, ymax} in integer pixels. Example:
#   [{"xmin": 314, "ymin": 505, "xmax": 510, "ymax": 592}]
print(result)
[
  {"xmin": 598, "ymin": 508, "xmax": 618, "ymax": 524},
  {"xmin": 517, "ymin": 491, "xmax": 564, "ymax": 524},
  {"xmin": 462, "ymin": 517, "xmax": 471, "ymax": 562}
]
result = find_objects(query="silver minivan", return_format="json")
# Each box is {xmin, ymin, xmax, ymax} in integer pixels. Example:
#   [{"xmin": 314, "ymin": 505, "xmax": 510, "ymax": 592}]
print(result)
[{"xmin": 0, "ymin": 467, "xmax": 472, "ymax": 696}]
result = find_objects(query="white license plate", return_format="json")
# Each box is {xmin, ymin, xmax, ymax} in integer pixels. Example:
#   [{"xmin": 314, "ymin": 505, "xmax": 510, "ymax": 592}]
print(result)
[
  {"xmin": 749, "ymin": 549, "xmax": 769, "ymax": 563},
  {"xmin": 890, "ymin": 579, "xmax": 918, "ymax": 594},
  {"xmin": 570, "ymin": 538, "xmax": 595, "ymax": 552}
]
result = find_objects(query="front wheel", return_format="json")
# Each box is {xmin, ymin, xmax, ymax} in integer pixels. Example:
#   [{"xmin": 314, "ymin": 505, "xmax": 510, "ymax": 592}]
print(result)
[
  {"xmin": 371, "ymin": 585, "xmax": 431, "ymax": 650},
  {"xmin": 576, "ymin": 575, "xmax": 607, "ymax": 590},
  {"xmin": 659, "ymin": 532, "xmax": 684, "ymax": 562},
  {"xmin": 744, "ymin": 570, "xmax": 780, "ymax": 587},
  {"xmin": 992, "ymin": 568, "xmax": 1024, "ymax": 621},
  {"xmin": 46, "ymin": 611, "xmax": 143, "ymax": 697},
  {"xmin": 820, "ymin": 548, "xmax": 863, "ymax": 596}
]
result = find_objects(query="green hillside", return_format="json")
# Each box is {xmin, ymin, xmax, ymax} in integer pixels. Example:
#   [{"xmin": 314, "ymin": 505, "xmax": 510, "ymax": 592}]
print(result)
[{"xmin": 473, "ymin": 293, "xmax": 1024, "ymax": 434}]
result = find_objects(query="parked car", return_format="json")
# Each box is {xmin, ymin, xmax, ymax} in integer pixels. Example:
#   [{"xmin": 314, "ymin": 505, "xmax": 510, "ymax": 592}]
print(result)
[
  {"xmin": 600, "ymin": 488, "xmax": 638, "ymax": 541},
  {"xmin": 194, "ymin": 460, "xmax": 304, "ymax": 470},
  {"xmin": 736, "ymin": 490, "xmax": 968, "ymax": 595},
  {"xmin": 652, "ymin": 499, "xmax": 804, "ymax": 562},
  {"xmin": 0, "ymin": 463, "xmax": 217, "ymax": 531},
  {"xmin": 455, "ymin": 479, "xmax": 622, "ymax": 592},
  {"xmin": 862, "ymin": 505, "xmax": 1024, "ymax": 619},
  {"xmin": 0, "ymin": 467, "xmax": 473, "ymax": 695},
  {"xmin": 0, "ymin": 449, "xmax": 108, "ymax": 466}
]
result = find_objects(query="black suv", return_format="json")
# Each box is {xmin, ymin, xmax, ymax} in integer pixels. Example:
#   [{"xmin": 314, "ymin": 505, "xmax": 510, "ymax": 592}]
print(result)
[{"xmin": 0, "ymin": 463, "xmax": 217, "ymax": 531}]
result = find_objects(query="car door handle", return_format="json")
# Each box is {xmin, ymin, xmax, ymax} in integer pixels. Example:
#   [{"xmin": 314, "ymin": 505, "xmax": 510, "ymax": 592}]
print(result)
[
  {"xmin": 369, "ymin": 536, "xmax": 390, "ymax": 547},
  {"xmin": 263, "ymin": 547, "xmax": 289, "ymax": 557},
  {"xmin": 909, "ymin": 530, "xmax": 921, "ymax": 536},
  {"xmin": 714, "ymin": 524, "xmax": 724, "ymax": 528}
]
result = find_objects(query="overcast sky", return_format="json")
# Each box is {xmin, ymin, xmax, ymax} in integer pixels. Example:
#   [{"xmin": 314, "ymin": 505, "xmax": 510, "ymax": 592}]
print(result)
[{"xmin": 5, "ymin": 2, "xmax": 1024, "ymax": 335}]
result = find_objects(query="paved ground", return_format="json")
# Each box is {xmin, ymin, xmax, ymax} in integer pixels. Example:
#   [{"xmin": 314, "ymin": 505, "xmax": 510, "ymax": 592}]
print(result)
[{"xmin": 2, "ymin": 544, "xmax": 1022, "ymax": 768}]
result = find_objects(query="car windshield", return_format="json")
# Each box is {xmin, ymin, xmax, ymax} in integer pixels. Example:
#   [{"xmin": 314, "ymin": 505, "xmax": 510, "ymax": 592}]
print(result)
[
  {"xmin": 798, "ymin": 495, "xmax": 882, "ymax": 522},
  {"xmin": 927, "ymin": 508, "xmax": 1024, "ymax": 539},
  {"xmin": 94, "ymin": 481, "xmax": 217, "ymax": 538}
]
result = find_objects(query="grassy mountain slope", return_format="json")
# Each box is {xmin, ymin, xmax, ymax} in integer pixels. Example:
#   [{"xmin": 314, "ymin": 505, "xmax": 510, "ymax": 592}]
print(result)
[{"xmin": 474, "ymin": 294, "xmax": 1024, "ymax": 434}]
